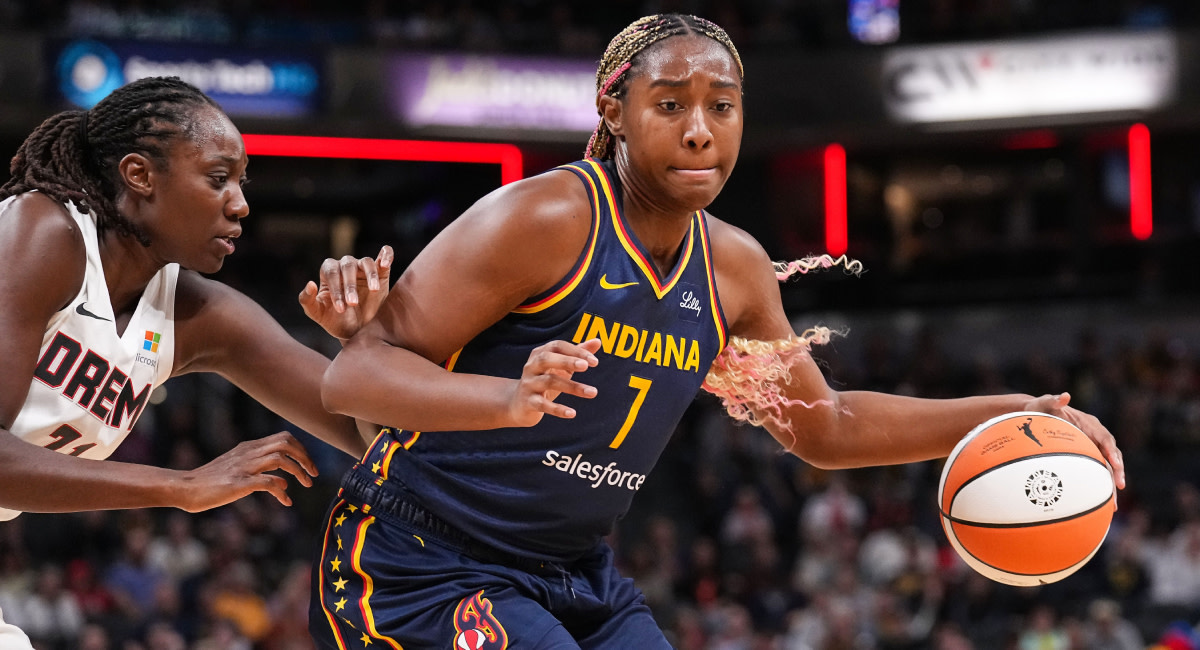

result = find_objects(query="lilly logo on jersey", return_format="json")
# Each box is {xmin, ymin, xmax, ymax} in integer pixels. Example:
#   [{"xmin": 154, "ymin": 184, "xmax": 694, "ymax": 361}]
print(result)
[
  {"xmin": 677, "ymin": 281, "xmax": 705, "ymax": 324},
  {"xmin": 33, "ymin": 332, "xmax": 153, "ymax": 432}
]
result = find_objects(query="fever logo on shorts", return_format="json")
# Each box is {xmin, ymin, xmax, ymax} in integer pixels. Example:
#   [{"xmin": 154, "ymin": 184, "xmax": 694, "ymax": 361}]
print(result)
[
  {"xmin": 452, "ymin": 590, "xmax": 508, "ymax": 649},
  {"xmin": 143, "ymin": 331, "xmax": 162, "ymax": 353}
]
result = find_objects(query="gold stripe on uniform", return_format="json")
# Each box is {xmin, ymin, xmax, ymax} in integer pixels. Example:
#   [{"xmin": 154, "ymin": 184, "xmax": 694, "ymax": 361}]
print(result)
[{"xmin": 351, "ymin": 516, "xmax": 405, "ymax": 649}]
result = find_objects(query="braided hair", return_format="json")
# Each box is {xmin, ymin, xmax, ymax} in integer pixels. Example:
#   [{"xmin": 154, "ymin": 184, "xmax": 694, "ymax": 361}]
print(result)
[
  {"xmin": 586, "ymin": 14, "xmax": 744, "ymax": 160},
  {"xmin": 0, "ymin": 76, "xmax": 222, "ymax": 245}
]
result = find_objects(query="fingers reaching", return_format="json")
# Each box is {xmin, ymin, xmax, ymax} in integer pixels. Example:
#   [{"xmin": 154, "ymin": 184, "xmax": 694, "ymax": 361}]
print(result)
[
  {"xmin": 302, "ymin": 246, "xmax": 395, "ymax": 339},
  {"xmin": 509, "ymin": 339, "xmax": 601, "ymax": 427},
  {"xmin": 178, "ymin": 432, "xmax": 319, "ymax": 512}
]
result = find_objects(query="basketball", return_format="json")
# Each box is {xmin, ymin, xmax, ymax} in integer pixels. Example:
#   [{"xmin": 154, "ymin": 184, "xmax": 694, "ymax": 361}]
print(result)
[{"xmin": 938, "ymin": 411, "xmax": 1116, "ymax": 587}]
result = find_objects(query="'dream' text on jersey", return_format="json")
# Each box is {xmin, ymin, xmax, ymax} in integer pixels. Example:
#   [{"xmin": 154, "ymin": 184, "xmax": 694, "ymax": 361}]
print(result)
[{"xmin": 31, "ymin": 332, "xmax": 152, "ymax": 431}]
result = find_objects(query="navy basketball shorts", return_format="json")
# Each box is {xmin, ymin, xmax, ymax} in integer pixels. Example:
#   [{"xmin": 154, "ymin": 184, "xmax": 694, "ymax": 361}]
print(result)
[{"xmin": 308, "ymin": 465, "xmax": 672, "ymax": 650}]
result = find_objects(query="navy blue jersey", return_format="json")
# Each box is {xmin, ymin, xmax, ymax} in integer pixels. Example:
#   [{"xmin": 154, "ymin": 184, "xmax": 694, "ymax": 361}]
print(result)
[{"xmin": 365, "ymin": 158, "xmax": 728, "ymax": 562}]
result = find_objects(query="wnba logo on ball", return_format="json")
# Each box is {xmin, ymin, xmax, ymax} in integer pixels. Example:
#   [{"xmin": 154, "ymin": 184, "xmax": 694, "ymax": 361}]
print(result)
[{"xmin": 1025, "ymin": 469, "xmax": 1063, "ymax": 507}]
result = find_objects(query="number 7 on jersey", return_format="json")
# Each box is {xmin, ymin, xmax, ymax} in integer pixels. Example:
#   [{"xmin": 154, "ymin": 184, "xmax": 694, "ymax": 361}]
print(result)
[{"xmin": 609, "ymin": 376, "xmax": 651, "ymax": 449}]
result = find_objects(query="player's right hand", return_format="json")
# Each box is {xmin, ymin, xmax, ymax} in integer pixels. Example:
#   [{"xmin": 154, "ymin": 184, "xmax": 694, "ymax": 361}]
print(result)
[
  {"xmin": 173, "ymin": 431, "xmax": 318, "ymax": 512},
  {"xmin": 1024, "ymin": 392, "xmax": 1126, "ymax": 491},
  {"xmin": 299, "ymin": 245, "xmax": 394, "ymax": 341},
  {"xmin": 507, "ymin": 338, "xmax": 601, "ymax": 427}
]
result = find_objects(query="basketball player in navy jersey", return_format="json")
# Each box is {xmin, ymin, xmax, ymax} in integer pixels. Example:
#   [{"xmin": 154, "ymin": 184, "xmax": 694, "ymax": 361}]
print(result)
[
  {"xmin": 312, "ymin": 15, "xmax": 1126, "ymax": 648},
  {"xmin": 0, "ymin": 77, "xmax": 389, "ymax": 647}
]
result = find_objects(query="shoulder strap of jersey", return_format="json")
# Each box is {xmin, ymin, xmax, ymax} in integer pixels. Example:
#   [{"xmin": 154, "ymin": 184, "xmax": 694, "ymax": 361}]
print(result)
[{"xmin": 512, "ymin": 161, "xmax": 603, "ymax": 314}]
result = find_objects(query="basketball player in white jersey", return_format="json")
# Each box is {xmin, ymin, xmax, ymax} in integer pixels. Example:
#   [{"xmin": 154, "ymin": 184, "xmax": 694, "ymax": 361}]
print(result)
[{"xmin": 0, "ymin": 76, "xmax": 389, "ymax": 647}]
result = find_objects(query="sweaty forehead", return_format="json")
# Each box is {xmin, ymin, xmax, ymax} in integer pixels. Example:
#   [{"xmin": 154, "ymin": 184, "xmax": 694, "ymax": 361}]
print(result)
[
  {"xmin": 178, "ymin": 106, "xmax": 245, "ymax": 162},
  {"xmin": 632, "ymin": 34, "xmax": 739, "ymax": 85}
]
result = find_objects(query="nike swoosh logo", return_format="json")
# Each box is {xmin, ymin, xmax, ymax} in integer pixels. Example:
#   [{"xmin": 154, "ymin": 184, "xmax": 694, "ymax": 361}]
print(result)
[
  {"xmin": 599, "ymin": 274, "xmax": 638, "ymax": 290},
  {"xmin": 75, "ymin": 303, "xmax": 111, "ymax": 322}
]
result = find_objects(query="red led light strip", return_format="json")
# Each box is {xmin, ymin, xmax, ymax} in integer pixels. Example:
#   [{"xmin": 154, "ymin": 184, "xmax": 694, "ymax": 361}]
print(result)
[
  {"xmin": 1128, "ymin": 124, "xmax": 1152, "ymax": 241},
  {"xmin": 824, "ymin": 143, "xmax": 848, "ymax": 256},
  {"xmin": 242, "ymin": 134, "xmax": 524, "ymax": 185}
]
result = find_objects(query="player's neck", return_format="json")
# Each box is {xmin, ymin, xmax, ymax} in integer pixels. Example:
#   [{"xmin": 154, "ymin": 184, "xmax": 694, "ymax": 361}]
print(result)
[
  {"xmin": 615, "ymin": 167, "xmax": 695, "ymax": 276},
  {"xmin": 97, "ymin": 231, "xmax": 162, "ymax": 317},
  {"xmin": 621, "ymin": 204, "xmax": 692, "ymax": 277}
]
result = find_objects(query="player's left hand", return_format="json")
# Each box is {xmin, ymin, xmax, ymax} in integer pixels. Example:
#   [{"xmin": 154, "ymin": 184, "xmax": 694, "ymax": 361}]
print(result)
[
  {"xmin": 299, "ymin": 245, "xmax": 394, "ymax": 341},
  {"xmin": 1024, "ymin": 392, "xmax": 1126, "ymax": 491}
]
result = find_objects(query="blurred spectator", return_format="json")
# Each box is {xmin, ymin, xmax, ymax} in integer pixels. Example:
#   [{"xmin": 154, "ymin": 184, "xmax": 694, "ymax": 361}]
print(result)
[
  {"xmin": 103, "ymin": 521, "xmax": 168, "ymax": 626},
  {"xmin": 709, "ymin": 602, "xmax": 755, "ymax": 650},
  {"xmin": 77, "ymin": 623, "xmax": 110, "ymax": 650},
  {"xmin": 264, "ymin": 561, "xmax": 317, "ymax": 650},
  {"xmin": 1081, "ymin": 598, "xmax": 1144, "ymax": 650},
  {"xmin": 799, "ymin": 472, "xmax": 866, "ymax": 542},
  {"xmin": 203, "ymin": 560, "xmax": 272, "ymax": 644},
  {"xmin": 65, "ymin": 558, "xmax": 116, "ymax": 622},
  {"xmin": 1142, "ymin": 521, "xmax": 1200, "ymax": 610},
  {"xmin": 1017, "ymin": 604, "xmax": 1069, "ymax": 650},
  {"xmin": 146, "ymin": 512, "xmax": 209, "ymax": 585},
  {"xmin": 20, "ymin": 564, "xmax": 84, "ymax": 648},
  {"xmin": 721, "ymin": 486, "xmax": 776, "ymax": 550},
  {"xmin": 193, "ymin": 617, "xmax": 252, "ymax": 650},
  {"xmin": 142, "ymin": 619, "xmax": 188, "ymax": 650}
]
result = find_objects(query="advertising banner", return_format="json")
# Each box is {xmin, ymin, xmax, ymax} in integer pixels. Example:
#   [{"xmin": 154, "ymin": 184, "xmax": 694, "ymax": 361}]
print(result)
[
  {"xmin": 389, "ymin": 54, "xmax": 597, "ymax": 134},
  {"xmin": 883, "ymin": 31, "xmax": 1177, "ymax": 124},
  {"xmin": 51, "ymin": 39, "xmax": 321, "ymax": 117}
]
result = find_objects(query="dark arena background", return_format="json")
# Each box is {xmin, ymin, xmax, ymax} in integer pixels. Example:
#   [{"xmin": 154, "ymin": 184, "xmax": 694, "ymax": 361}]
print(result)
[{"xmin": 3, "ymin": 2, "xmax": 1200, "ymax": 648}]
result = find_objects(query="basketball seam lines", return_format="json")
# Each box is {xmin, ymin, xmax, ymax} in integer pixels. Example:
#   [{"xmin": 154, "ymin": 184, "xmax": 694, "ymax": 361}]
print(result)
[
  {"xmin": 947, "ymin": 452, "xmax": 1108, "ymax": 502},
  {"xmin": 939, "ymin": 493, "xmax": 1114, "ymax": 528},
  {"xmin": 943, "ymin": 452, "xmax": 1112, "ymax": 527}
]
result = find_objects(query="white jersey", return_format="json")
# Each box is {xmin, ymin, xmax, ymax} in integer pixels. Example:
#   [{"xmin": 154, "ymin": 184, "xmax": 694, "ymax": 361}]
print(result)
[{"xmin": 0, "ymin": 196, "xmax": 177, "ymax": 521}]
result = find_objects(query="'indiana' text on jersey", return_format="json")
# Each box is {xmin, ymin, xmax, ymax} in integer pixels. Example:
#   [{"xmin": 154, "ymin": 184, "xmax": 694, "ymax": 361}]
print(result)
[{"xmin": 363, "ymin": 158, "xmax": 728, "ymax": 562}]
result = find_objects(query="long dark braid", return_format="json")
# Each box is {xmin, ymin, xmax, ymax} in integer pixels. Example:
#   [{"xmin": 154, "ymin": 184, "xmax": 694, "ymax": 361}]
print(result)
[
  {"xmin": 0, "ymin": 76, "xmax": 221, "ymax": 245},
  {"xmin": 586, "ymin": 14, "xmax": 744, "ymax": 160}
]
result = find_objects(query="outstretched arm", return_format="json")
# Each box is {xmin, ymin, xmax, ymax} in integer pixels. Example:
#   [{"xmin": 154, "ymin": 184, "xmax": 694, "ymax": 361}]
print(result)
[
  {"xmin": 707, "ymin": 218, "xmax": 1126, "ymax": 489},
  {"xmin": 172, "ymin": 270, "xmax": 372, "ymax": 457},
  {"xmin": 298, "ymin": 245, "xmax": 395, "ymax": 442},
  {"xmin": 322, "ymin": 171, "xmax": 601, "ymax": 432}
]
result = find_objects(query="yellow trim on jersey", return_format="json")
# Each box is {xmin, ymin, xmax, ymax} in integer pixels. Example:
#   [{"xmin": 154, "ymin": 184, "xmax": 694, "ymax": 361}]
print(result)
[
  {"xmin": 363, "ymin": 430, "xmax": 388, "ymax": 465},
  {"xmin": 352, "ymin": 517, "xmax": 405, "ymax": 649},
  {"xmin": 696, "ymin": 213, "xmax": 729, "ymax": 351},
  {"xmin": 319, "ymin": 500, "xmax": 351, "ymax": 650},
  {"xmin": 584, "ymin": 159, "xmax": 696, "ymax": 300},
  {"xmin": 378, "ymin": 440, "xmax": 401, "ymax": 479},
  {"xmin": 513, "ymin": 165, "xmax": 602, "ymax": 314},
  {"xmin": 445, "ymin": 348, "xmax": 463, "ymax": 371}
]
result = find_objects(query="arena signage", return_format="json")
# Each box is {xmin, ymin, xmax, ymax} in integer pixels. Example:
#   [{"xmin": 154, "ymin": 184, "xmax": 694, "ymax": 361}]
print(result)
[
  {"xmin": 882, "ymin": 31, "xmax": 1177, "ymax": 124},
  {"xmin": 389, "ymin": 54, "xmax": 596, "ymax": 134},
  {"xmin": 52, "ymin": 39, "xmax": 321, "ymax": 117}
]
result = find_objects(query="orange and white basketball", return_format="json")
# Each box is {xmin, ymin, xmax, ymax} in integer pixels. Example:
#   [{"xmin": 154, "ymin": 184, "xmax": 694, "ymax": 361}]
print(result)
[{"xmin": 938, "ymin": 411, "xmax": 1115, "ymax": 587}]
